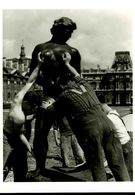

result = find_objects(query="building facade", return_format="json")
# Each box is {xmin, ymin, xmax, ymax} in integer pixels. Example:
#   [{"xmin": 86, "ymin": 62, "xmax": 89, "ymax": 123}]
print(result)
[
  {"xmin": 3, "ymin": 44, "xmax": 40, "ymax": 105},
  {"xmin": 82, "ymin": 51, "xmax": 132, "ymax": 105},
  {"xmin": 3, "ymin": 48, "xmax": 133, "ymax": 106}
]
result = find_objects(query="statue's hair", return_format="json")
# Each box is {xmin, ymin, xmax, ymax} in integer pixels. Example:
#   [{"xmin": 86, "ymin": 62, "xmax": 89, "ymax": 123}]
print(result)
[{"xmin": 50, "ymin": 17, "xmax": 77, "ymax": 35}]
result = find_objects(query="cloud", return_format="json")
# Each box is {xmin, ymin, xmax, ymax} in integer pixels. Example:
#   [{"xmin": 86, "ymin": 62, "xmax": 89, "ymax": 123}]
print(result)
[
  {"xmin": 3, "ymin": 9, "xmax": 133, "ymax": 68},
  {"xmin": 3, "ymin": 39, "xmax": 16, "ymax": 58}
]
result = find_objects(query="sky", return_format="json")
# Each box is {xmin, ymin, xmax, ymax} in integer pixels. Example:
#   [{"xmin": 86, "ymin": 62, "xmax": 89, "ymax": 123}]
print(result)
[{"xmin": 3, "ymin": 9, "xmax": 133, "ymax": 69}]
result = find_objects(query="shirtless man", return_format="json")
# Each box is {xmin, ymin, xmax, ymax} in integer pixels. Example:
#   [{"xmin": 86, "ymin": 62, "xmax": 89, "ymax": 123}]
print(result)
[{"xmin": 3, "ymin": 53, "xmax": 42, "ymax": 181}]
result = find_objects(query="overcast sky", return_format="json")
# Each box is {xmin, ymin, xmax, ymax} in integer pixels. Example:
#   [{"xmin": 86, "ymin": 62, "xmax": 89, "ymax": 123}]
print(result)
[{"xmin": 3, "ymin": 9, "xmax": 133, "ymax": 69}]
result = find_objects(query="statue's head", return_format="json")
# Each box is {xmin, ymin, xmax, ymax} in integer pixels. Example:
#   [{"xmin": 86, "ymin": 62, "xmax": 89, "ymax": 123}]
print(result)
[{"xmin": 50, "ymin": 17, "xmax": 77, "ymax": 42}]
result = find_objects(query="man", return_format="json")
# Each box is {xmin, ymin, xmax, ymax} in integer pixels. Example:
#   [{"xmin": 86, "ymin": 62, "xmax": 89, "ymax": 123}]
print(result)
[
  {"xmin": 3, "ymin": 91, "xmax": 42, "ymax": 181},
  {"xmin": 3, "ymin": 55, "xmax": 42, "ymax": 181},
  {"xmin": 47, "ymin": 52, "xmax": 130, "ymax": 181},
  {"xmin": 28, "ymin": 17, "xmax": 81, "ymax": 178}
]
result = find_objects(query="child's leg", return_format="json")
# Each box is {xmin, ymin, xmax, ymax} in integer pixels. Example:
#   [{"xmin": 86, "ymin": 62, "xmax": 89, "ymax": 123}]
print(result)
[
  {"xmin": 60, "ymin": 135, "xmax": 71, "ymax": 167},
  {"xmin": 71, "ymin": 134, "xmax": 85, "ymax": 165},
  {"xmin": 3, "ymin": 150, "xmax": 14, "ymax": 181}
]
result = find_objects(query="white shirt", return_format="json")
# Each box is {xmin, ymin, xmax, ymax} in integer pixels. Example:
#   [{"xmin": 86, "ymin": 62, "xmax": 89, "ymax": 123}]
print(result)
[
  {"xmin": 122, "ymin": 114, "xmax": 133, "ymax": 132},
  {"xmin": 107, "ymin": 110, "xmax": 130, "ymax": 145}
]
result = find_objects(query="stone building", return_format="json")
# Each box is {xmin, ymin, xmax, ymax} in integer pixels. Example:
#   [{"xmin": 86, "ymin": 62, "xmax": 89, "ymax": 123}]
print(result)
[
  {"xmin": 3, "ymin": 44, "xmax": 40, "ymax": 105},
  {"xmin": 3, "ymin": 48, "xmax": 132, "ymax": 106},
  {"xmin": 82, "ymin": 51, "xmax": 132, "ymax": 105}
]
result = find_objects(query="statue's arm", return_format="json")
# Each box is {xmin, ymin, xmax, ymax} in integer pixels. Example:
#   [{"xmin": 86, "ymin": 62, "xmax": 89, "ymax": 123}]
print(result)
[{"xmin": 71, "ymin": 48, "xmax": 81, "ymax": 74}]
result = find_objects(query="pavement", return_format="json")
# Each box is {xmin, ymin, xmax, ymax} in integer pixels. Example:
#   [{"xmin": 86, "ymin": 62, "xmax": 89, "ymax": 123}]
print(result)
[{"xmin": 3, "ymin": 106, "xmax": 133, "ymax": 182}]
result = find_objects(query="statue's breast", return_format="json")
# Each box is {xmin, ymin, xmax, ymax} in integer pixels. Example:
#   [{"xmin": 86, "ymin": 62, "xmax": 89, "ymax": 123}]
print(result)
[{"xmin": 40, "ymin": 44, "xmax": 73, "ymax": 76}]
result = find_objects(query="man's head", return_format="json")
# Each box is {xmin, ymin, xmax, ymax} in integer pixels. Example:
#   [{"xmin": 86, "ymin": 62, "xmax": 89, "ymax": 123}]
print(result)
[
  {"xmin": 50, "ymin": 17, "xmax": 77, "ymax": 42},
  {"xmin": 22, "ymin": 90, "xmax": 43, "ymax": 115}
]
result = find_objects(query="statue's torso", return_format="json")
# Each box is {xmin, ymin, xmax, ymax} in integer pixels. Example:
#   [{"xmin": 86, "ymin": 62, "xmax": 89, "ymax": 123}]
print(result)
[{"xmin": 31, "ymin": 41, "xmax": 81, "ymax": 97}]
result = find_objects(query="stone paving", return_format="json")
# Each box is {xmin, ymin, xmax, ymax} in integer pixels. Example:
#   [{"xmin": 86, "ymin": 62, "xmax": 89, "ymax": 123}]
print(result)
[{"xmin": 3, "ymin": 106, "xmax": 133, "ymax": 182}]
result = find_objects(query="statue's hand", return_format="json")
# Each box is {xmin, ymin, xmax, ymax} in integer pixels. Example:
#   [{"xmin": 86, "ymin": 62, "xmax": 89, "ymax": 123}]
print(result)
[{"xmin": 62, "ymin": 52, "xmax": 71, "ymax": 64}]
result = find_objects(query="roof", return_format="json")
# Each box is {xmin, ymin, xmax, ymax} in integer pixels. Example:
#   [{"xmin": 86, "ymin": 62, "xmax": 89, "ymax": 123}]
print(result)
[
  {"xmin": 21, "ymin": 71, "xmax": 29, "ymax": 77},
  {"xmin": 10, "ymin": 69, "xmax": 24, "ymax": 77}
]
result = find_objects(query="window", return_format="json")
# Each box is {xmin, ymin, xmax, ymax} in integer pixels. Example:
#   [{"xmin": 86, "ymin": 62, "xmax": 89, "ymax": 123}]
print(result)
[
  {"xmin": 91, "ymin": 82, "xmax": 96, "ymax": 90},
  {"xmin": 13, "ymin": 62, "xmax": 17, "ymax": 69},
  {"xmin": 7, "ymin": 92, "xmax": 11, "ymax": 101},
  {"xmin": 126, "ymin": 82, "xmax": 130, "ymax": 89}
]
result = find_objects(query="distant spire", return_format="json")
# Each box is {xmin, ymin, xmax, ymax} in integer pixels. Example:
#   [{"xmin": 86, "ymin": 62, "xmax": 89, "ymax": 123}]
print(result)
[{"xmin": 20, "ymin": 40, "xmax": 25, "ymax": 59}]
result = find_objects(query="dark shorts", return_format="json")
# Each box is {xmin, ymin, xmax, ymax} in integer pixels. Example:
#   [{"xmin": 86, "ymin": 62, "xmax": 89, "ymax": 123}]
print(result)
[{"xmin": 4, "ymin": 116, "xmax": 24, "ymax": 135}]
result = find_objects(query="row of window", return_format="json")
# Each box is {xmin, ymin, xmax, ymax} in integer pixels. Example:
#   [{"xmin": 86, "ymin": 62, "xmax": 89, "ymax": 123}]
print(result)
[
  {"xmin": 4, "ymin": 59, "xmax": 30, "ymax": 71},
  {"xmin": 5, "ymin": 91, "xmax": 132, "ymax": 105},
  {"xmin": 89, "ymin": 81, "xmax": 132, "ymax": 90},
  {"xmin": 115, "ymin": 94, "xmax": 132, "ymax": 104},
  {"xmin": 3, "ymin": 80, "xmax": 26, "ymax": 85},
  {"xmin": 83, "ymin": 73, "xmax": 132, "ymax": 80},
  {"xmin": 5, "ymin": 64, "xmax": 28, "ymax": 72},
  {"xmin": 6, "ymin": 92, "xmax": 17, "ymax": 102}
]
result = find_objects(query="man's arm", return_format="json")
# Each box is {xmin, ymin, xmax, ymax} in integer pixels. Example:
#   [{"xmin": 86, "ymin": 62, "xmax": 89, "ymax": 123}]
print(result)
[
  {"xmin": 29, "ymin": 45, "xmax": 39, "ymax": 74},
  {"xmin": 29, "ymin": 45, "xmax": 44, "ymax": 86},
  {"xmin": 62, "ymin": 52, "xmax": 95, "ymax": 91},
  {"xmin": 19, "ymin": 133, "xmax": 32, "ymax": 153},
  {"xmin": 14, "ymin": 52, "xmax": 43, "ymax": 103},
  {"xmin": 27, "ymin": 53, "xmax": 42, "ymax": 83},
  {"xmin": 62, "ymin": 52, "xmax": 80, "ymax": 77}
]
